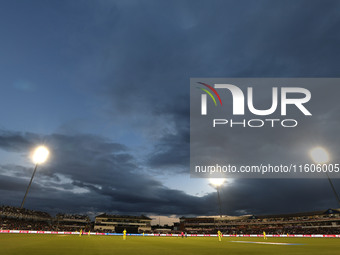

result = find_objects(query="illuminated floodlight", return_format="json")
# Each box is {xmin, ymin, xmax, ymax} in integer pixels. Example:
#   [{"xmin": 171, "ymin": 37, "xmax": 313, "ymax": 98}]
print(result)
[
  {"xmin": 309, "ymin": 147, "xmax": 330, "ymax": 164},
  {"xmin": 33, "ymin": 146, "xmax": 49, "ymax": 164},
  {"xmin": 309, "ymin": 146, "xmax": 340, "ymax": 206},
  {"xmin": 21, "ymin": 146, "xmax": 50, "ymax": 209},
  {"xmin": 209, "ymin": 178, "xmax": 226, "ymax": 218},
  {"xmin": 209, "ymin": 178, "xmax": 226, "ymax": 188}
]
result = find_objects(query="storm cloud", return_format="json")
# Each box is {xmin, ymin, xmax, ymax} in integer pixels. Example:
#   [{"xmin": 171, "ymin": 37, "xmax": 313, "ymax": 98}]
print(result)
[{"xmin": 0, "ymin": 131, "xmax": 339, "ymax": 218}]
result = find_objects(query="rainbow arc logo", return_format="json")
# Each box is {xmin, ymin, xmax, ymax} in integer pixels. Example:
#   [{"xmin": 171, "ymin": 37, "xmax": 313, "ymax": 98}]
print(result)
[
  {"xmin": 197, "ymin": 82, "xmax": 222, "ymax": 115},
  {"xmin": 197, "ymin": 82, "xmax": 222, "ymax": 106}
]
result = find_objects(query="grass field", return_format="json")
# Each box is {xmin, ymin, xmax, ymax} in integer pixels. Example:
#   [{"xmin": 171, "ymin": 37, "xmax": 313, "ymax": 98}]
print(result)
[{"xmin": 1, "ymin": 234, "xmax": 340, "ymax": 255}]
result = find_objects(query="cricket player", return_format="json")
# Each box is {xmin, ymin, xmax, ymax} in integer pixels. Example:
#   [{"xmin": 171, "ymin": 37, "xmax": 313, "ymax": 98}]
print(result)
[
  {"xmin": 123, "ymin": 229, "xmax": 127, "ymax": 240},
  {"xmin": 263, "ymin": 231, "xmax": 267, "ymax": 240},
  {"xmin": 217, "ymin": 230, "xmax": 222, "ymax": 241}
]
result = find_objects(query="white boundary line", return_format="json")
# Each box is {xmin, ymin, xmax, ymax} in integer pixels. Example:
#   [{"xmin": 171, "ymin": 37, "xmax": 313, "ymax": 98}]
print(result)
[{"xmin": 231, "ymin": 241, "xmax": 304, "ymax": 245}]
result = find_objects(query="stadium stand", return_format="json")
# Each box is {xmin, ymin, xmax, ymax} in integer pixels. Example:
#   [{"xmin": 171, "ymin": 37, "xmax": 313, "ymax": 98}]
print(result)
[
  {"xmin": 0, "ymin": 205, "xmax": 51, "ymax": 220},
  {"xmin": 180, "ymin": 209, "xmax": 340, "ymax": 235},
  {"xmin": 0, "ymin": 206, "xmax": 52, "ymax": 231},
  {"xmin": 55, "ymin": 213, "xmax": 91, "ymax": 232},
  {"xmin": 1, "ymin": 205, "xmax": 339, "ymax": 235},
  {"xmin": 94, "ymin": 214, "xmax": 152, "ymax": 233}
]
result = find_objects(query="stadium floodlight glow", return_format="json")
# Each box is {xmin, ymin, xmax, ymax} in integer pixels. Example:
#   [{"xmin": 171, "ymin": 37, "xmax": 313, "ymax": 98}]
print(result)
[
  {"xmin": 309, "ymin": 147, "xmax": 330, "ymax": 164},
  {"xmin": 209, "ymin": 178, "xmax": 226, "ymax": 188},
  {"xmin": 32, "ymin": 146, "xmax": 49, "ymax": 164},
  {"xmin": 209, "ymin": 178, "xmax": 226, "ymax": 218},
  {"xmin": 20, "ymin": 145, "xmax": 50, "ymax": 209},
  {"xmin": 309, "ymin": 146, "xmax": 340, "ymax": 207}
]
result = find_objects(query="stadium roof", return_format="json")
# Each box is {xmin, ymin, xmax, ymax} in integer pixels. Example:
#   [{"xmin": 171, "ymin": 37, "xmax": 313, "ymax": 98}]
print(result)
[
  {"xmin": 95, "ymin": 213, "xmax": 152, "ymax": 220},
  {"xmin": 254, "ymin": 208, "xmax": 340, "ymax": 219},
  {"xmin": 180, "ymin": 208, "xmax": 340, "ymax": 220}
]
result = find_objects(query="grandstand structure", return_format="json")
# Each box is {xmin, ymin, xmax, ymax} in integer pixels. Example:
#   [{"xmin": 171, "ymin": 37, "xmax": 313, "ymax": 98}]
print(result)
[
  {"xmin": 94, "ymin": 214, "xmax": 152, "ymax": 233},
  {"xmin": 1, "ymin": 205, "xmax": 339, "ymax": 235},
  {"xmin": 0, "ymin": 205, "xmax": 52, "ymax": 231},
  {"xmin": 180, "ymin": 208, "xmax": 340, "ymax": 235},
  {"xmin": 0, "ymin": 206, "xmax": 153, "ymax": 233},
  {"xmin": 55, "ymin": 213, "xmax": 91, "ymax": 232}
]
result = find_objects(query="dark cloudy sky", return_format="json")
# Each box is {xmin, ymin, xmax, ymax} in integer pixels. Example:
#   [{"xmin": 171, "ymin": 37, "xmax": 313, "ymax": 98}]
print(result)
[{"xmin": 0, "ymin": 0, "xmax": 340, "ymax": 222}]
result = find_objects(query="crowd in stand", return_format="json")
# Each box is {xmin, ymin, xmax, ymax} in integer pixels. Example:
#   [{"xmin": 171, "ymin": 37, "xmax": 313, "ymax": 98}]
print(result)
[
  {"xmin": 0, "ymin": 218, "xmax": 93, "ymax": 232},
  {"xmin": 0, "ymin": 206, "xmax": 91, "ymax": 232},
  {"xmin": 181, "ymin": 211, "xmax": 340, "ymax": 235},
  {"xmin": 216, "ymin": 226, "xmax": 340, "ymax": 235},
  {"xmin": 216, "ymin": 215, "xmax": 340, "ymax": 226},
  {"xmin": 0, "ymin": 218, "xmax": 52, "ymax": 231},
  {"xmin": 185, "ymin": 227, "xmax": 340, "ymax": 235},
  {"xmin": 56, "ymin": 213, "xmax": 90, "ymax": 221},
  {"xmin": 0, "ymin": 205, "xmax": 51, "ymax": 220}
]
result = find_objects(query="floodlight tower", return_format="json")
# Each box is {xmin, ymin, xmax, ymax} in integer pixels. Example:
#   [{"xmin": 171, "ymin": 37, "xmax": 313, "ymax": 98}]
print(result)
[
  {"xmin": 309, "ymin": 147, "xmax": 340, "ymax": 207},
  {"xmin": 209, "ymin": 178, "xmax": 226, "ymax": 218},
  {"xmin": 20, "ymin": 146, "xmax": 49, "ymax": 209}
]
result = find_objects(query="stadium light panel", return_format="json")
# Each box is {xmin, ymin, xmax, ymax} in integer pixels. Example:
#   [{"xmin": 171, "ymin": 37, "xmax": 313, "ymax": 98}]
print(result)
[
  {"xmin": 309, "ymin": 147, "xmax": 330, "ymax": 164},
  {"xmin": 209, "ymin": 178, "xmax": 226, "ymax": 188},
  {"xmin": 33, "ymin": 146, "xmax": 49, "ymax": 164}
]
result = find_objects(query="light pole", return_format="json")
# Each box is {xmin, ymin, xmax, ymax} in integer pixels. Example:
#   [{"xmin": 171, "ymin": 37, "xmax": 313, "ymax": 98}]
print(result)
[
  {"xmin": 20, "ymin": 146, "xmax": 49, "ymax": 209},
  {"xmin": 209, "ymin": 178, "xmax": 226, "ymax": 218},
  {"xmin": 309, "ymin": 146, "xmax": 340, "ymax": 207}
]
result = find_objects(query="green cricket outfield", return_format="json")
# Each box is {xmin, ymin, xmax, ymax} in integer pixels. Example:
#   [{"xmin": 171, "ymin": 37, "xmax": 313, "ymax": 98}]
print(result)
[{"xmin": 1, "ymin": 234, "xmax": 340, "ymax": 255}]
